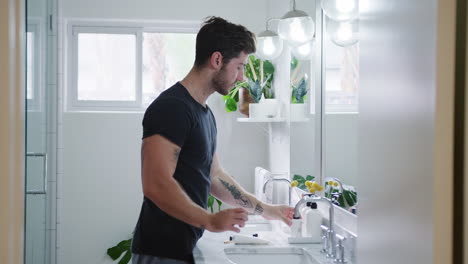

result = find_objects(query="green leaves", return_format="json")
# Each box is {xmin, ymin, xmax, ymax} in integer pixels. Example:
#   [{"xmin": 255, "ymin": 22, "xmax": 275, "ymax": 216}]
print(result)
[
  {"xmin": 216, "ymin": 197, "xmax": 223, "ymax": 211},
  {"xmin": 207, "ymin": 194, "xmax": 222, "ymax": 213},
  {"xmin": 291, "ymin": 57, "xmax": 299, "ymax": 70},
  {"xmin": 248, "ymin": 79, "xmax": 263, "ymax": 103},
  {"xmin": 292, "ymin": 78, "xmax": 308, "ymax": 104},
  {"xmin": 107, "ymin": 238, "xmax": 132, "ymax": 264},
  {"xmin": 224, "ymin": 96, "xmax": 237, "ymax": 112},
  {"xmin": 324, "ymin": 182, "xmax": 358, "ymax": 209},
  {"xmin": 207, "ymin": 194, "xmax": 215, "ymax": 213},
  {"xmin": 222, "ymin": 55, "xmax": 276, "ymax": 112},
  {"xmin": 292, "ymin": 174, "xmax": 315, "ymax": 191},
  {"xmin": 223, "ymin": 82, "xmax": 246, "ymax": 112}
]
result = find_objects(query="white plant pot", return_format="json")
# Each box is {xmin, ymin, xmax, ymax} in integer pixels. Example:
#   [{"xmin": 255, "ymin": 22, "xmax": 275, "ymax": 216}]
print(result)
[
  {"xmin": 290, "ymin": 103, "xmax": 306, "ymax": 121},
  {"xmin": 249, "ymin": 99, "xmax": 278, "ymax": 119}
]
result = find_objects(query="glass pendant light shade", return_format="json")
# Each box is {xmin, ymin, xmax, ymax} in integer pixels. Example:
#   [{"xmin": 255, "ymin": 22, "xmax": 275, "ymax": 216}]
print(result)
[
  {"xmin": 326, "ymin": 18, "xmax": 359, "ymax": 47},
  {"xmin": 256, "ymin": 30, "xmax": 283, "ymax": 60},
  {"xmin": 321, "ymin": 0, "xmax": 358, "ymax": 22},
  {"xmin": 278, "ymin": 10, "xmax": 315, "ymax": 47},
  {"xmin": 291, "ymin": 40, "xmax": 314, "ymax": 60}
]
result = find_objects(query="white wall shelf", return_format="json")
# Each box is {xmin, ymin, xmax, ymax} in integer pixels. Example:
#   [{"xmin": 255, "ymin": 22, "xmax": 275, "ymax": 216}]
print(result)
[
  {"xmin": 237, "ymin": 117, "xmax": 310, "ymax": 122},
  {"xmin": 237, "ymin": 117, "xmax": 286, "ymax": 122}
]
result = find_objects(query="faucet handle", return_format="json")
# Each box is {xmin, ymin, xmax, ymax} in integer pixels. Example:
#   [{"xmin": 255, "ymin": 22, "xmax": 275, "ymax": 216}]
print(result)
[
  {"xmin": 320, "ymin": 225, "xmax": 329, "ymax": 253},
  {"xmin": 334, "ymin": 234, "xmax": 347, "ymax": 263}
]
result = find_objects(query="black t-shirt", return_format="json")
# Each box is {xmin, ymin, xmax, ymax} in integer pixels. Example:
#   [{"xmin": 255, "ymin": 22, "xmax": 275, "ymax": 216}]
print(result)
[{"xmin": 132, "ymin": 82, "xmax": 217, "ymax": 262}]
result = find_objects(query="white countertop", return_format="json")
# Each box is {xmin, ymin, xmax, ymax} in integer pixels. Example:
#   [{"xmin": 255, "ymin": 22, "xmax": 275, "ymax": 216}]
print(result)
[{"xmin": 193, "ymin": 216, "xmax": 334, "ymax": 264}]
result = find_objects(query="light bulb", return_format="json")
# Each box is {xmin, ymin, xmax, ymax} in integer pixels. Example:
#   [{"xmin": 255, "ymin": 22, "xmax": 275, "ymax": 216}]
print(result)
[
  {"xmin": 321, "ymin": 0, "xmax": 358, "ymax": 22},
  {"xmin": 336, "ymin": 23, "xmax": 353, "ymax": 42},
  {"xmin": 278, "ymin": 15, "xmax": 315, "ymax": 46},
  {"xmin": 256, "ymin": 30, "xmax": 283, "ymax": 60},
  {"xmin": 336, "ymin": 0, "xmax": 355, "ymax": 13},
  {"xmin": 289, "ymin": 18, "xmax": 308, "ymax": 43},
  {"xmin": 326, "ymin": 18, "xmax": 359, "ymax": 47},
  {"xmin": 292, "ymin": 41, "xmax": 314, "ymax": 60},
  {"xmin": 297, "ymin": 43, "xmax": 311, "ymax": 55},
  {"xmin": 263, "ymin": 37, "xmax": 275, "ymax": 56}
]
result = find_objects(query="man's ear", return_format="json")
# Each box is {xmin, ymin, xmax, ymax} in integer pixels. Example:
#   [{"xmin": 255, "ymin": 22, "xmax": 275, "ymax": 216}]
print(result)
[{"xmin": 209, "ymin": 52, "xmax": 223, "ymax": 70}]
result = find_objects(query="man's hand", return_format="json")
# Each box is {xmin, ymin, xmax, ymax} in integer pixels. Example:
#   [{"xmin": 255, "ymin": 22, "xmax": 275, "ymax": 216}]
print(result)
[
  {"xmin": 260, "ymin": 203, "xmax": 294, "ymax": 226},
  {"xmin": 205, "ymin": 208, "xmax": 249, "ymax": 233}
]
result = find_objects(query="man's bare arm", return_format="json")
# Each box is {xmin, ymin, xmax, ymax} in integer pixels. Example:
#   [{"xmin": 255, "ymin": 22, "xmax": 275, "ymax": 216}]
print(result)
[
  {"xmin": 210, "ymin": 154, "xmax": 293, "ymax": 225},
  {"xmin": 142, "ymin": 135, "xmax": 247, "ymax": 232}
]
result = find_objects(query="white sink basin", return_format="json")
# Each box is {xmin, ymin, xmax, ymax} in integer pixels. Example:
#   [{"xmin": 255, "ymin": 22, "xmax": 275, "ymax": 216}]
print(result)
[
  {"xmin": 239, "ymin": 222, "xmax": 272, "ymax": 233},
  {"xmin": 224, "ymin": 247, "xmax": 320, "ymax": 264}
]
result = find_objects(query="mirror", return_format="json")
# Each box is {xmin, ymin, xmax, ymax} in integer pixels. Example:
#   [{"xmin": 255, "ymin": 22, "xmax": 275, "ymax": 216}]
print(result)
[
  {"xmin": 288, "ymin": 0, "xmax": 359, "ymax": 214},
  {"xmin": 288, "ymin": 0, "xmax": 319, "ymax": 205},
  {"xmin": 322, "ymin": 15, "xmax": 359, "ymax": 213}
]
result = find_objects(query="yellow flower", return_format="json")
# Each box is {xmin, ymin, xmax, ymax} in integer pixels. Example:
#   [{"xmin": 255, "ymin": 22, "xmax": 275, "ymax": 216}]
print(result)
[
  {"xmin": 312, "ymin": 182, "xmax": 320, "ymax": 188},
  {"xmin": 317, "ymin": 185, "xmax": 324, "ymax": 192},
  {"xmin": 333, "ymin": 182, "xmax": 339, "ymax": 187},
  {"xmin": 305, "ymin": 181, "xmax": 313, "ymax": 187},
  {"xmin": 327, "ymin": 180, "xmax": 334, "ymax": 186},
  {"xmin": 291, "ymin": 180, "xmax": 299, "ymax": 187},
  {"xmin": 308, "ymin": 186, "xmax": 316, "ymax": 193}
]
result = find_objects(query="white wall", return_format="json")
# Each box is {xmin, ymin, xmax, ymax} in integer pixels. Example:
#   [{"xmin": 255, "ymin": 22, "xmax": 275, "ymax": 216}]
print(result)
[
  {"xmin": 59, "ymin": 1, "xmax": 270, "ymax": 263},
  {"xmin": 62, "ymin": 0, "xmax": 267, "ymax": 34}
]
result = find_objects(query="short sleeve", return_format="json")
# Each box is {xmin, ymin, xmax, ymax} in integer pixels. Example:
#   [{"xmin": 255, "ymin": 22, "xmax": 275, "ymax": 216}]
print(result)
[{"xmin": 142, "ymin": 98, "xmax": 192, "ymax": 147}]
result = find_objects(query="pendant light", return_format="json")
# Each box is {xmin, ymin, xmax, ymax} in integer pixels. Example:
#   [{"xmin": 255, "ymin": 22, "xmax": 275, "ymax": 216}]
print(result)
[
  {"xmin": 326, "ymin": 18, "xmax": 359, "ymax": 47},
  {"xmin": 321, "ymin": 0, "xmax": 358, "ymax": 22},
  {"xmin": 256, "ymin": 19, "xmax": 283, "ymax": 60},
  {"xmin": 291, "ymin": 40, "xmax": 314, "ymax": 60},
  {"xmin": 278, "ymin": 0, "xmax": 315, "ymax": 47}
]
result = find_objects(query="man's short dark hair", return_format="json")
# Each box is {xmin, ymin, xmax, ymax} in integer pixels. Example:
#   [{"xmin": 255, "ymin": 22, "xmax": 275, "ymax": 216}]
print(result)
[{"xmin": 195, "ymin": 16, "xmax": 256, "ymax": 67}]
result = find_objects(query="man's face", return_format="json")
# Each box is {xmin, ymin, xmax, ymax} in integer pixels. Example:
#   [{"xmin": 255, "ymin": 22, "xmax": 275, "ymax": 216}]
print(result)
[{"xmin": 212, "ymin": 52, "xmax": 248, "ymax": 96}]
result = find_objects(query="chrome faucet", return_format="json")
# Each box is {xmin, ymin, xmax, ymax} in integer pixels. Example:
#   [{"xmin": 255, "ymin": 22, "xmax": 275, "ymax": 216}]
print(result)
[
  {"xmin": 293, "ymin": 195, "xmax": 336, "ymax": 259},
  {"xmin": 324, "ymin": 177, "xmax": 344, "ymax": 206},
  {"xmin": 262, "ymin": 176, "xmax": 291, "ymax": 206},
  {"xmin": 325, "ymin": 177, "xmax": 343, "ymax": 193}
]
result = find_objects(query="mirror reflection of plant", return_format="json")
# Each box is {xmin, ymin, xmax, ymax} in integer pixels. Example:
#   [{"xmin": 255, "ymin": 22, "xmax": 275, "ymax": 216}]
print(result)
[
  {"xmin": 223, "ymin": 55, "xmax": 275, "ymax": 112},
  {"xmin": 291, "ymin": 174, "xmax": 324, "ymax": 195},
  {"xmin": 324, "ymin": 180, "xmax": 358, "ymax": 210},
  {"xmin": 292, "ymin": 78, "xmax": 308, "ymax": 103},
  {"xmin": 291, "ymin": 174, "xmax": 315, "ymax": 191},
  {"xmin": 290, "ymin": 57, "xmax": 308, "ymax": 104}
]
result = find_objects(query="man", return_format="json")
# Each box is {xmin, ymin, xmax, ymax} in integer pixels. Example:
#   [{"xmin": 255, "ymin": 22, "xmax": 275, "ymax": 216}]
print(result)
[{"xmin": 132, "ymin": 16, "xmax": 294, "ymax": 264}]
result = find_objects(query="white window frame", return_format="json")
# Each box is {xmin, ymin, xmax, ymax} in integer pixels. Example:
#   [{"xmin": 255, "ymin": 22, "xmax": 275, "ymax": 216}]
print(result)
[
  {"xmin": 68, "ymin": 25, "xmax": 143, "ymax": 111},
  {"xmin": 27, "ymin": 18, "xmax": 44, "ymax": 112},
  {"xmin": 66, "ymin": 20, "xmax": 199, "ymax": 112}
]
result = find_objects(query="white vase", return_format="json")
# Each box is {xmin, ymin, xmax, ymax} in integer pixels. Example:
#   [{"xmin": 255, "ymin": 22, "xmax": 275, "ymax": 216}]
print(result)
[
  {"xmin": 249, "ymin": 99, "xmax": 278, "ymax": 119},
  {"xmin": 290, "ymin": 103, "xmax": 306, "ymax": 121}
]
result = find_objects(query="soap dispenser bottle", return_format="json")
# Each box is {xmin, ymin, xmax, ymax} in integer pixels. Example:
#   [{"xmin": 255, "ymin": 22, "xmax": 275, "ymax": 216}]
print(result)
[{"xmin": 301, "ymin": 202, "xmax": 322, "ymax": 242}]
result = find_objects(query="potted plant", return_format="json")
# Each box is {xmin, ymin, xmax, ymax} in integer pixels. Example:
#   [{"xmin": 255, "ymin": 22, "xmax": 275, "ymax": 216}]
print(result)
[
  {"xmin": 223, "ymin": 55, "xmax": 275, "ymax": 117},
  {"xmin": 290, "ymin": 57, "xmax": 309, "ymax": 120}
]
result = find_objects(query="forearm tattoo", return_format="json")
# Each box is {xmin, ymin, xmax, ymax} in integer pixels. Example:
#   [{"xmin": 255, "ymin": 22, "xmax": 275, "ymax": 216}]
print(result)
[
  {"xmin": 219, "ymin": 179, "xmax": 253, "ymax": 208},
  {"xmin": 254, "ymin": 203, "xmax": 264, "ymax": 215}
]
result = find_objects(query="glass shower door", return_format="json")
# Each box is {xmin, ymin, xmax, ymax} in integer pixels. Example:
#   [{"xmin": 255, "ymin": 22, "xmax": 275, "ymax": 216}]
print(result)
[{"xmin": 25, "ymin": 0, "xmax": 48, "ymax": 263}]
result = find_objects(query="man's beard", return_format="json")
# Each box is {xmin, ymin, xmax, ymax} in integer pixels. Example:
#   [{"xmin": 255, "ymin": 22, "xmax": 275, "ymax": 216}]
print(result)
[{"xmin": 212, "ymin": 67, "xmax": 235, "ymax": 96}]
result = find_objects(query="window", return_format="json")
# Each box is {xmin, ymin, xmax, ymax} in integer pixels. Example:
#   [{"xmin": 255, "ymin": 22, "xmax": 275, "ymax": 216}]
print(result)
[
  {"xmin": 142, "ymin": 33, "xmax": 195, "ymax": 106},
  {"xmin": 27, "ymin": 20, "xmax": 42, "ymax": 111},
  {"xmin": 67, "ymin": 22, "xmax": 197, "ymax": 111},
  {"xmin": 77, "ymin": 33, "xmax": 137, "ymax": 102},
  {"xmin": 324, "ymin": 36, "xmax": 359, "ymax": 113}
]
